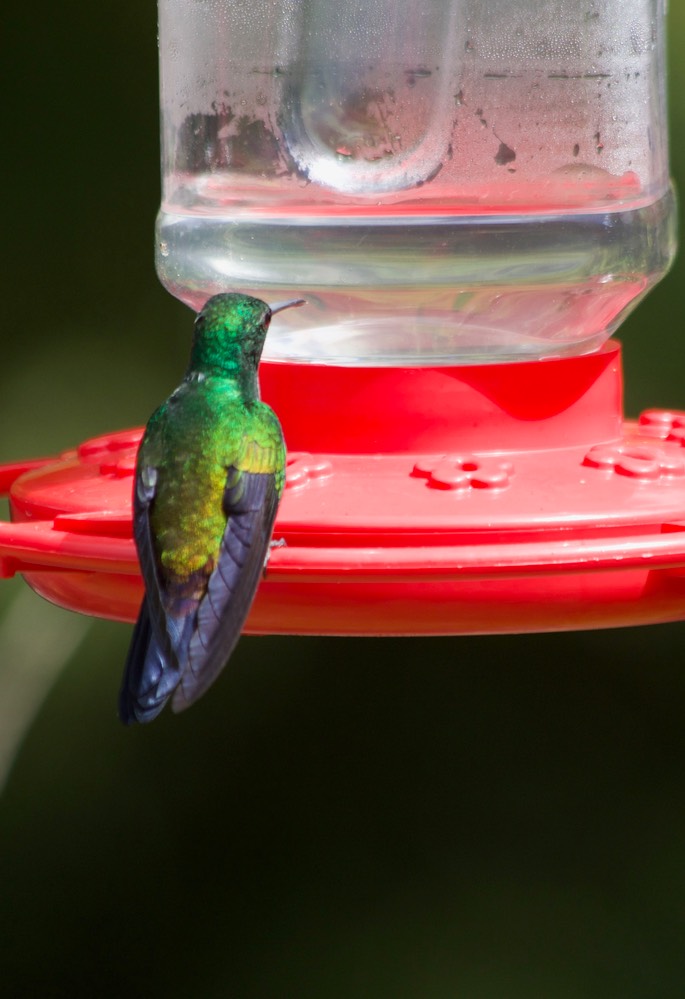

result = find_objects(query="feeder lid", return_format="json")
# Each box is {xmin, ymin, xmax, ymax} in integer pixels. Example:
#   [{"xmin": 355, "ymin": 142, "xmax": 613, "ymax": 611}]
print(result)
[{"xmin": 2, "ymin": 341, "xmax": 685, "ymax": 634}]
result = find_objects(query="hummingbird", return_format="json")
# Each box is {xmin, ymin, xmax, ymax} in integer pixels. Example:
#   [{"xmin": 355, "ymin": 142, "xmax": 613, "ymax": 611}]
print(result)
[{"xmin": 119, "ymin": 292, "xmax": 304, "ymax": 724}]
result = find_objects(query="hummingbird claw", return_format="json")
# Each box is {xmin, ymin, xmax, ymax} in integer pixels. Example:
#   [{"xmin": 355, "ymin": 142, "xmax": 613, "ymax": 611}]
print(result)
[{"xmin": 263, "ymin": 537, "xmax": 287, "ymax": 578}]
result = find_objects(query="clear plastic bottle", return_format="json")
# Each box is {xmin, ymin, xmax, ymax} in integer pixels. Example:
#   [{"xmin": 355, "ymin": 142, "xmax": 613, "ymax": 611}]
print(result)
[{"xmin": 156, "ymin": 0, "xmax": 675, "ymax": 365}]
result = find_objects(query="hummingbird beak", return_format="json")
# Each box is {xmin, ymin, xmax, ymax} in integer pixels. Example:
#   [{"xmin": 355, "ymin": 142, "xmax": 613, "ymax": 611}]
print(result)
[{"xmin": 270, "ymin": 298, "xmax": 307, "ymax": 315}]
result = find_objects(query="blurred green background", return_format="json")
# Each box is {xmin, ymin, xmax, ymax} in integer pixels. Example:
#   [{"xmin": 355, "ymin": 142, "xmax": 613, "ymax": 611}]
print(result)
[{"xmin": 3, "ymin": 4, "xmax": 685, "ymax": 997}]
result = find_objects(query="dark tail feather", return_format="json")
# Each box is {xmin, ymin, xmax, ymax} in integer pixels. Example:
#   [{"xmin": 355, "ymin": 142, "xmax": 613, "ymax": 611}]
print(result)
[{"xmin": 119, "ymin": 600, "xmax": 182, "ymax": 725}]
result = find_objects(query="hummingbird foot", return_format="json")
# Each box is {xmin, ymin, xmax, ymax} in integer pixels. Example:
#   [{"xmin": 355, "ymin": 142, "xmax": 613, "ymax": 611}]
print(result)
[{"xmin": 263, "ymin": 537, "xmax": 287, "ymax": 577}]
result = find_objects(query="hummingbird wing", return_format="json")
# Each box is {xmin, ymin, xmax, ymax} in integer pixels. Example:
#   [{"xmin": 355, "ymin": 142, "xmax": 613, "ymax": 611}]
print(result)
[
  {"xmin": 170, "ymin": 464, "xmax": 281, "ymax": 713},
  {"xmin": 119, "ymin": 465, "xmax": 191, "ymax": 724}
]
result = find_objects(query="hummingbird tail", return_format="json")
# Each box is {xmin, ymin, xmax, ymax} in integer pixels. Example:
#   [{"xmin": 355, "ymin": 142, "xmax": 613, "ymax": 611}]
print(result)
[{"xmin": 119, "ymin": 599, "xmax": 182, "ymax": 724}]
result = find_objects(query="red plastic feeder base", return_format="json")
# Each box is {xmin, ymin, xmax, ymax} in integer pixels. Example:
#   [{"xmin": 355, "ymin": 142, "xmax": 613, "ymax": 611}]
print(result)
[{"xmin": 2, "ymin": 340, "xmax": 685, "ymax": 635}]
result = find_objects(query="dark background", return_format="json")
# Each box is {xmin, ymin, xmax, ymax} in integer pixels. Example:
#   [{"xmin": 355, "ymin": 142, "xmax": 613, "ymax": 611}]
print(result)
[{"xmin": 2, "ymin": 4, "xmax": 685, "ymax": 996}]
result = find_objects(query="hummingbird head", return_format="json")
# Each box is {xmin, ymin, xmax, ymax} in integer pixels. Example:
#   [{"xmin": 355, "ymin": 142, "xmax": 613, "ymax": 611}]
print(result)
[{"xmin": 189, "ymin": 293, "xmax": 305, "ymax": 374}]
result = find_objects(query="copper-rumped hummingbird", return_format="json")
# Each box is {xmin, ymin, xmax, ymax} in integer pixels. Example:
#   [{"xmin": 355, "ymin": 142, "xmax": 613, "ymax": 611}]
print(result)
[{"xmin": 119, "ymin": 292, "xmax": 304, "ymax": 724}]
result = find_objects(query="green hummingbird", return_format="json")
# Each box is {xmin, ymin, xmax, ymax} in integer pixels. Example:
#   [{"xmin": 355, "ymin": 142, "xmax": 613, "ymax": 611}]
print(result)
[{"xmin": 119, "ymin": 292, "xmax": 304, "ymax": 724}]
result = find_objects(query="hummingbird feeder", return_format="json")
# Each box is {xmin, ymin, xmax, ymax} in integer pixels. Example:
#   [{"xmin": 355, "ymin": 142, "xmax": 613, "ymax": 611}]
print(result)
[{"xmin": 1, "ymin": 0, "xmax": 684, "ymax": 636}]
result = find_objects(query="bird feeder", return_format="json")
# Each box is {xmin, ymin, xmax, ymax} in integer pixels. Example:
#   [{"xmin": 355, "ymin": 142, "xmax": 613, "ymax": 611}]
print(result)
[{"xmin": 1, "ymin": 0, "xmax": 683, "ymax": 635}]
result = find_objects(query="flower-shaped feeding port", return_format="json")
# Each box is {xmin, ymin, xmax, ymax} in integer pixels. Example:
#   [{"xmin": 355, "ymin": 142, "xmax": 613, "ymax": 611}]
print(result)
[
  {"xmin": 412, "ymin": 456, "xmax": 515, "ymax": 491},
  {"xmin": 583, "ymin": 443, "xmax": 685, "ymax": 480}
]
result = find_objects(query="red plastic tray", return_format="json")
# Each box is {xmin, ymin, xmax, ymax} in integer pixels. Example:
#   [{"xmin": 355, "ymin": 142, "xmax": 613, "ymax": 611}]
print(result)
[{"xmin": 3, "ymin": 341, "xmax": 685, "ymax": 634}]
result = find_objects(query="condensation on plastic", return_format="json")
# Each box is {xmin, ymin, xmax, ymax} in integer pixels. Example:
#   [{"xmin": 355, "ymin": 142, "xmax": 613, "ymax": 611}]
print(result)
[
  {"xmin": 159, "ymin": 0, "xmax": 670, "ymax": 203},
  {"xmin": 155, "ymin": 0, "xmax": 675, "ymax": 365}
]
